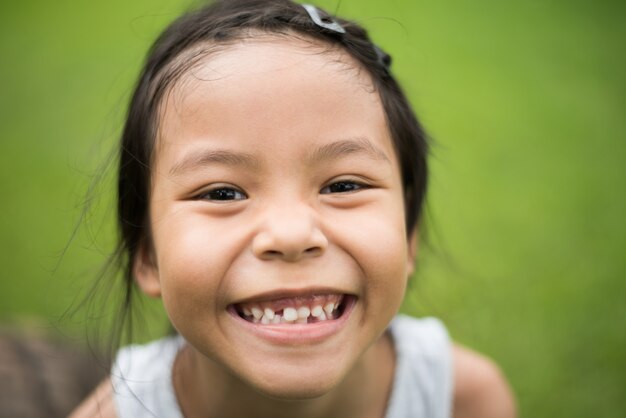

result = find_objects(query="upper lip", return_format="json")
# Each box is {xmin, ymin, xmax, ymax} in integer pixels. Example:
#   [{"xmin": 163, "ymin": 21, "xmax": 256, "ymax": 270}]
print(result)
[{"xmin": 231, "ymin": 286, "xmax": 354, "ymax": 305}]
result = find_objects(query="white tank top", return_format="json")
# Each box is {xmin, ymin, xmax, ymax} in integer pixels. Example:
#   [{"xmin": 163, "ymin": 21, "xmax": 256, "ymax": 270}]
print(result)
[{"xmin": 111, "ymin": 315, "xmax": 452, "ymax": 418}]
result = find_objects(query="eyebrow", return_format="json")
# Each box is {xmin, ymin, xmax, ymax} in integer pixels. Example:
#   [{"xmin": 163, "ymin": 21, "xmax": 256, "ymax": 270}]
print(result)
[
  {"xmin": 168, "ymin": 137, "xmax": 390, "ymax": 177},
  {"xmin": 306, "ymin": 137, "xmax": 390, "ymax": 165},
  {"xmin": 168, "ymin": 148, "xmax": 260, "ymax": 177}
]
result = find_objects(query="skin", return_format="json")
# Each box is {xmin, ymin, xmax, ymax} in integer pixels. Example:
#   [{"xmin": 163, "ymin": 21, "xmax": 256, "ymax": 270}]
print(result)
[{"xmin": 71, "ymin": 36, "xmax": 516, "ymax": 418}]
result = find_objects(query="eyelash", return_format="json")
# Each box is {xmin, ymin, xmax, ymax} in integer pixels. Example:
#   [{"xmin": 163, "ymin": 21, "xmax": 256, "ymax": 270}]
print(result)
[
  {"xmin": 196, "ymin": 179, "xmax": 368, "ymax": 202},
  {"xmin": 320, "ymin": 179, "xmax": 368, "ymax": 194},
  {"xmin": 197, "ymin": 186, "xmax": 247, "ymax": 202}
]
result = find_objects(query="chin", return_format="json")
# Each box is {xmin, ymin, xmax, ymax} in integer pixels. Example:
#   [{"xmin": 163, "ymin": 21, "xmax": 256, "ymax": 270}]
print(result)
[
  {"xmin": 244, "ymin": 361, "xmax": 348, "ymax": 401},
  {"xmin": 254, "ymin": 379, "xmax": 336, "ymax": 401}
]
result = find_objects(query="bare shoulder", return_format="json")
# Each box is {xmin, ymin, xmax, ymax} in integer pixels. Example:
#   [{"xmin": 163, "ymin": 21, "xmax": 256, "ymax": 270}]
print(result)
[
  {"xmin": 452, "ymin": 344, "xmax": 517, "ymax": 418},
  {"xmin": 68, "ymin": 378, "xmax": 117, "ymax": 418}
]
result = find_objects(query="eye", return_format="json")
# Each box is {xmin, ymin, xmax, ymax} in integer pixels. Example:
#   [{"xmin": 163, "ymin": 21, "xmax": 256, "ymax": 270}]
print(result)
[
  {"xmin": 198, "ymin": 186, "xmax": 247, "ymax": 202},
  {"xmin": 320, "ymin": 180, "xmax": 367, "ymax": 194}
]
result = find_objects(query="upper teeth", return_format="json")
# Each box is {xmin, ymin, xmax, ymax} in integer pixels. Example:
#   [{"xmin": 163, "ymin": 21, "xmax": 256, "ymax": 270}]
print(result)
[
  {"xmin": 239, "ymin": 295, "xmax": 344, "ymax": 325},
  {"xmin": 251, "ymin": 307, "xmax": 263, "ymax": 319},
  {"xmin": 311, "ymin": 305, "xmax": 324, "ymax": 317},
  {"xmin": 297, "ymin": 306, "xmax": 310, "ymax": 318},
  {"xmin": 264, "ymin": 308, "xmax": 275, "ymax": 320},
  {"xmin": 283, "ymin": 307, "xmax": 298, "ymax": 321}
]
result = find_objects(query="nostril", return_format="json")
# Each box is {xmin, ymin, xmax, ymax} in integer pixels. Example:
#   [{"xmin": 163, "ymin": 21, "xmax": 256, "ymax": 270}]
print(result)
[
  {"xmin": 252, "ymin": 222, "xmax": 328, "ymax": 261},
  {"xmin": 304, "ymin": 247, "xmax": 322, "ymax": 256},
  {"xmin": 260, "ymin": 247, "xmax": 322, "ymax": 261}
]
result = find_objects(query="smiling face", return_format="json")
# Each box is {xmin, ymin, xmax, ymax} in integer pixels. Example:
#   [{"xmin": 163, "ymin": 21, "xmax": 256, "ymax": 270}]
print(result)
[{"xmin": 135, "ymin": 36, "xmax": 415, "ymax": 399}]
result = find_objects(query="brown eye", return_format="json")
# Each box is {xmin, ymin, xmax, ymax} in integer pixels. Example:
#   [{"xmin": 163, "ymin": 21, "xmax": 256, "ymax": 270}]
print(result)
[
  {"xmin": 320, "ymin": 181, "xmax": 365, "ymax": 194},
  {"xmin": 200, "ymin": 187, "xmax": 247, "ymax": 201}
]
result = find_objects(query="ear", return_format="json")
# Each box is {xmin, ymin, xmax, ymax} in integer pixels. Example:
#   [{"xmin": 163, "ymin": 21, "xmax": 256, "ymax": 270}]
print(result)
[
  {"xmin": 133, "ymin": 240, "xmax": 162, "ymax": 298},
  {"xmin": 406, "ymin": 228, "xmax": 419, "ymax": 277}
]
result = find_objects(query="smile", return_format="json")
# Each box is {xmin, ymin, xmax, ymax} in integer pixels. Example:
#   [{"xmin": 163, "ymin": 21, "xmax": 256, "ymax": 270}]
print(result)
[{"xmin": 233, "ymin": 293, "xmax": 352, "ymax": 325}]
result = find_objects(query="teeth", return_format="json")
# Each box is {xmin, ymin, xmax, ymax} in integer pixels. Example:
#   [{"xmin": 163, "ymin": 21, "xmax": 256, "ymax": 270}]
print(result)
[
  {"xmin": 239, "ymin": 295, "xmax": 346, "ymax": 325},
  {"xmin": 311, "ymin": 305, "xmax": 324, "ymax": 318},
  {"xmin": 264, "ymin": 308, "xmax": 275, "ymax": 320},
  {"xmin": 283, "ymin": 307, "xmax": 298, "ymax": 322},
  {"xmin": 251, "ymin": 307, "xmax": 263, "ymax": 319},
  {"xmin": 297, "ymin": 306, "xmax": 310, "ymax": 319}
]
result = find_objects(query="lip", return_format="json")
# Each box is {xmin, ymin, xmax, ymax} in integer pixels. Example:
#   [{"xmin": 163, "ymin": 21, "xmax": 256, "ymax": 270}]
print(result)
[
  {"xmin": 227, "ymin": 294, "xmax": 357, "ymax": 345},
  {"xmin": 231, "ymin": 286, "xmax": 351, "ymax": 305}
]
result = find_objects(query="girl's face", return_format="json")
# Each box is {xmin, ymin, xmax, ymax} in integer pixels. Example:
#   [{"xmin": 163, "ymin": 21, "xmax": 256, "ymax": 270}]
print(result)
[{"xmin": 137, "ymin": 37, "xmax": 414, "ymax": 398}]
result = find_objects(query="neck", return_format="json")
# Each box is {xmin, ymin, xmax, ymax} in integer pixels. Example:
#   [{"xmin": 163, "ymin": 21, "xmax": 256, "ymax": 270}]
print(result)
[{"xmin": 173, "ymin": 332, "xmax": 395, "ymax": 418}]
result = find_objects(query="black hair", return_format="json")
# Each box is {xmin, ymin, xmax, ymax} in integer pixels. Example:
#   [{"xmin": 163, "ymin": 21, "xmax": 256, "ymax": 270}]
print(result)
[{"xmin": 115, "ymin": 0, "xmax": 428, "ymax": 341}]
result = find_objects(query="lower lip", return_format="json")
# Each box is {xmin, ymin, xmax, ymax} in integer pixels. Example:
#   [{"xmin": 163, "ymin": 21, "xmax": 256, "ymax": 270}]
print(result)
[{"xmin": 228, "ymin": 296, "xmax": 356, "ymax": 345}]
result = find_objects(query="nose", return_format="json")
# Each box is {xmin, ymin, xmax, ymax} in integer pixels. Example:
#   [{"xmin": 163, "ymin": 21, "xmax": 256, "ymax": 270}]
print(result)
[{"xmin": 251, "ymin": 203, "xmax": 328, "ymax": 262}]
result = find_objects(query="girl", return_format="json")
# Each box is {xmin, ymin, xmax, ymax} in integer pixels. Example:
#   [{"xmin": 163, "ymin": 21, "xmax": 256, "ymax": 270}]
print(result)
[{"xmin": 72, "ymin": 0, "xmax": 515, "ymax": 417}]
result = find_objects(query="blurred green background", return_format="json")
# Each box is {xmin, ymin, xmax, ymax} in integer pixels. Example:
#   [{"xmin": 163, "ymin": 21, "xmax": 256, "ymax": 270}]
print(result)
[{"xmin": 1, "ymin": 0, "xmax": 624, "ymax": 416}]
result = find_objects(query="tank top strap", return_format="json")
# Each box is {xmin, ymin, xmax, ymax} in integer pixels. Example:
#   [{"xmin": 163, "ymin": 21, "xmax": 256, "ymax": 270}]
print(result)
[
  {"xmin": 111, "ymin": 335, "xmax": 185, "ymax": 418},
  {"xmin": 385, "ymin": 315, "xmax": 453, "ymax": 418}
]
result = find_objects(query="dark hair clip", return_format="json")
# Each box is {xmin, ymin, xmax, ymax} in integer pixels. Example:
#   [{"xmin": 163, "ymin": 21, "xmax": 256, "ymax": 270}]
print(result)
[
  {"xmin": 302, "ymin": 4, "xmax": 346, "ymax": 34},
  {"xmin": 374, "ymin": 45, "xmax": 392, "ymax": 73}
]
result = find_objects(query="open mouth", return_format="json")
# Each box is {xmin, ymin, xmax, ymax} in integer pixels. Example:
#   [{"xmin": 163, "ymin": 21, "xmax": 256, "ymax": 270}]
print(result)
[{"xmin": 233, "ymin": 294, "xmax": 353, "ymax": 325}]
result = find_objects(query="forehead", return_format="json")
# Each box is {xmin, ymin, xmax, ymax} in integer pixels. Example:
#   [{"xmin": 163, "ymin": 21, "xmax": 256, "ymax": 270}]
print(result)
[
  {"xmin": 165, "ymin": 34, "xmax": 374, "ymax": 100},
  {"xmin": 156, "ymin": 36, "xmax": 395, "ymax": 168}
]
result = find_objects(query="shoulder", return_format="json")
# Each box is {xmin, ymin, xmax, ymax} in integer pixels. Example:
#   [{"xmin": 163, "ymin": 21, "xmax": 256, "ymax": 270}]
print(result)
[
  {"xmin": 452, "ymin": 344, "xmax": 517, "ymax": 418},
  {"xmin": 69, "ymin": 378, "xmax": 117, "ymax": 418}
]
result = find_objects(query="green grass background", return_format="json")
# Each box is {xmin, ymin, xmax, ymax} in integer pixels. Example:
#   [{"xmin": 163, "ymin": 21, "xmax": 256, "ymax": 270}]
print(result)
[{"xmin": 1, "ymin": 0, "xmax": 624, "ymax": 416}]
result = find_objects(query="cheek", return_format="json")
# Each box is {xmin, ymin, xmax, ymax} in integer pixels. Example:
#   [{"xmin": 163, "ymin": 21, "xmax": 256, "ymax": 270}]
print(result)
[
  {"xmin": 362, "ymin": 223, "xmax": 409, "ymax": 305},
  {"xmin": 153, "ymin": 211, "xmax": 242, "ymax": 276},
  {"xmin": 151, "ymin": 215, "xmax": 236, "ymax": 321},
  {"xmin": 330, "ymin": 200, "xmax": 409, "ymax": 304}
]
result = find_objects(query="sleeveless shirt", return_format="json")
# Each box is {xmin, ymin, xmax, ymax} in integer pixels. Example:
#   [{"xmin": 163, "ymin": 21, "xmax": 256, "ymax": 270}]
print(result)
[{"xmin": 111, "ymin": 315, "xmax": 453, "ymax": 418}]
